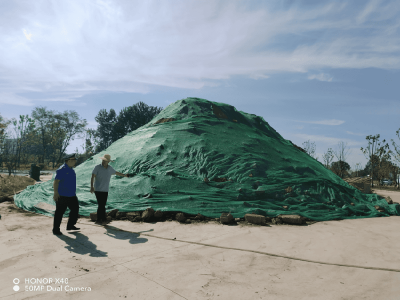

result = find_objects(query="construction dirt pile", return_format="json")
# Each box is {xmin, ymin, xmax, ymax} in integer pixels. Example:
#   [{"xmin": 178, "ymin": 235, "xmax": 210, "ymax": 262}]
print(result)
[{"xmin": 12, "ymin": 97, "xmax": 400, "ymax": 222}]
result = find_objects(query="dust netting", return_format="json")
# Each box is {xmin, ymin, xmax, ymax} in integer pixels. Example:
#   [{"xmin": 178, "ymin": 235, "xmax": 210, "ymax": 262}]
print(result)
[{"xmin": 14, "ymin": 97, "xmax": 400, "ymax": 221}]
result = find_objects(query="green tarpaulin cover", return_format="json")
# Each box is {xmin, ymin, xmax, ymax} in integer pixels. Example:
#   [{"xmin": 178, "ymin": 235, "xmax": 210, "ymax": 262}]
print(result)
[{"xmin": 14, "ymin": 97, "xmax": 400, "ymax": 221}]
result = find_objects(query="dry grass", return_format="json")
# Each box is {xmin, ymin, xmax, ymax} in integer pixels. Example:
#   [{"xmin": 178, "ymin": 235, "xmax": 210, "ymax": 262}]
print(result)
[
  {"xmin": 0, "ymin": 162, "xmax": 60, "ymax": 198},
  {"xmin": 0, "ymin": 174, "xmax": 37, "ymax": 198}
]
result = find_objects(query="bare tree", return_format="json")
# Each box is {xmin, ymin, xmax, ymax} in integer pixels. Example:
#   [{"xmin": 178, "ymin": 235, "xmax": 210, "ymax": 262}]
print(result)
[
  {"xmin": 302, "ymin": 140, "xmax": 319, "ymax": 161},
  {"xmin": 391, "ymin": 128, "xmax": 400, "ymax": 188},
  {"xmin": 332, "ymin": 141, "xmax": 352, "ymax": 178},
  {"xmin": 322, "ymin": 148, "xmax": 334, "ymax": 169},
  {"xmin": 353, "ymin": 162, "xmax": 362, "ymax": 177}
]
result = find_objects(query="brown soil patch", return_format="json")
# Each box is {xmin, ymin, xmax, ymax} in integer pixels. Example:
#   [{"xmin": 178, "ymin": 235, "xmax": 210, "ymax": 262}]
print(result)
[{"xmin": 0, "ymin": 174, "xmax": 36, "ymax": 198}]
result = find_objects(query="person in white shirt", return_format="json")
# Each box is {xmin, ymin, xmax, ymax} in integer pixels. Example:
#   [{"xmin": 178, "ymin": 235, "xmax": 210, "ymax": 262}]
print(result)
[{"xmin": 91, "ymin": 154, "xmax": 127, "ymax": 225}]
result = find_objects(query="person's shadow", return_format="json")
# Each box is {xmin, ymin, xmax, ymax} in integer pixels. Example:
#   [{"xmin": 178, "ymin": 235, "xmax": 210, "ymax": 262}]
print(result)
[
  {"xmin": 103, "ymin": 225, "xmax": 154, "ymax": 245},
  {"xmin": 54, "ymin": 226, "xmax": 153, "ymax": 257}
]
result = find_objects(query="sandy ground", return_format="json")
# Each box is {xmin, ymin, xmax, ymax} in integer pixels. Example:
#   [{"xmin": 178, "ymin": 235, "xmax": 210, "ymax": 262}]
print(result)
[{"xmin": 1, "ymin": 176, "xmax": 400, "ymax": 299}]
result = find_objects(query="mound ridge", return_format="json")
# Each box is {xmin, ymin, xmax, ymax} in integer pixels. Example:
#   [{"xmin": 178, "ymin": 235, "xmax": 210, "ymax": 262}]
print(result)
[{"xmin": 15, "ymin": 97, "xmax": 400, "ymax": 221}]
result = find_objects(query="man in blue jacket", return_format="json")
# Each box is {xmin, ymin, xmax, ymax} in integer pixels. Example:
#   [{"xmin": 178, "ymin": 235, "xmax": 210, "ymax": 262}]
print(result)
[{"xmin": 52, "ymin": 153, "xmax": 80, "ymax": 235}]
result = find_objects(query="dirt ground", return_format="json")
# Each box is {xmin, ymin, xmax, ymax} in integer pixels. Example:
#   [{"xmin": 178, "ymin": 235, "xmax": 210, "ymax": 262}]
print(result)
[{"xmin": 1, "ymin": 175, "xmax": 400, "ymax": 299}]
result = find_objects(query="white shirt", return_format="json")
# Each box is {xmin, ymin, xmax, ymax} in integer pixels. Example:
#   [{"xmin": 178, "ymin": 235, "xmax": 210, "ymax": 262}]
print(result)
[{"xmin": 92, "ymin": 164, "xmax": 116, "ymax": 192}]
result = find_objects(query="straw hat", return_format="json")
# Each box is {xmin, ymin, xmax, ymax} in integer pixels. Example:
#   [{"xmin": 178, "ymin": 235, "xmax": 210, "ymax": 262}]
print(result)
[{"xmin": 99, "ymin": 154, "xmax": 115, "ymax": 162}]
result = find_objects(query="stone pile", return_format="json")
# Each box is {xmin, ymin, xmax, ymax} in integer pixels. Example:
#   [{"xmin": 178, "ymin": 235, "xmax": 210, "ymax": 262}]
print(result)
[{"xmin": 89, "ymin": 209, "xmax": 315, "ymax": 226}]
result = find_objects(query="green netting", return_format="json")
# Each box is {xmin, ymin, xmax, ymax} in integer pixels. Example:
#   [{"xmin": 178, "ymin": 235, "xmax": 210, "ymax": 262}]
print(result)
[{"xmin": 14, "ymin": 97, "xmax": 400, "ymax": 221}]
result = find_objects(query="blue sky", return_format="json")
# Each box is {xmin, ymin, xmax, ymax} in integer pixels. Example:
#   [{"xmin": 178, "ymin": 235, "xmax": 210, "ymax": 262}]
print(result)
[{"xmin": 1, "ymin": 0, "xmax": 399, "ymax": 172}]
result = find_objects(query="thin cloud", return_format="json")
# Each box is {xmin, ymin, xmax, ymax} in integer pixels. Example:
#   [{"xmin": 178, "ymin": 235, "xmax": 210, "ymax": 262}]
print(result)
[
  {"xmin": 346, "ymin": 131, "xmax": 366, "ymax": 136},
  {"xmin": 307, "ymin": 73, "xmax": 333, "ymax": 82},
  {"xmin": 0, "ymin": 92, "xmax": 35, "ymax": 106},
  {"xmin": 295, "ymin": 119, "xmax": 345, "ymax": 126},
  {"xmin": 0, "ymin": 0, "xmax": 399, "ymax": 99},
  {"xmin": 23, "ymin": 29, "xmax": 32, "ymax": 41},
  {"xmin": 356, "ymin": 0, "xmax": 382, "ymax": 24}
]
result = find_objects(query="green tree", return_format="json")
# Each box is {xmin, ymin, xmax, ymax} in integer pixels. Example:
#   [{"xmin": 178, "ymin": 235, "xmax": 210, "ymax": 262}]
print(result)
[
  {"xmin": 93, "ymin": 108, "xmax": 118, "ymax": 153},
  {"xmin": 363, "ymin": 154, "xmax": 380, "ymax": 180},
  {"xmin": 376, "ymin": 156, "xmax": 399, "ymax": 186},
  {"xmin": 92, "ymin": 101, "xmax": 163, "ymax": 153},
  {"xmin": 332, "ymin": 141, "xmax": 352, "ymax": 178},
  {"xmin": 7, "ymin": 115, "xmax": 38, "ymax": 169},
  {"xmin": 360, "ymin": 134, "xmax": 391, "ymax": 188},
  {"xmin": 85, "ymin": 128, "xmax": 102, "ymax": 155},
  {"xmin": 330, "ymin": 160, "xmax": 351, "ymax": 178},
  {"xmin": 113, "ymin": 101, "xmax": 163, "ymax": 140},
  {"xmin": 0, "ymin": 123, "xmax": 19, "ymax": 176},
  {"xmin": 30, "ymin": 107, "xmax": 59, "ymax": 165},
  {"xmin": 46, "ymin": 115, "xmax": 69, "ymax": 169},
  {"xmin": 30, "ymin": 107, "xmax": 88, "ymax": 168},
  {"xmin": 0, "ymin": 113, "xmax": 12, "ymax": 170}
]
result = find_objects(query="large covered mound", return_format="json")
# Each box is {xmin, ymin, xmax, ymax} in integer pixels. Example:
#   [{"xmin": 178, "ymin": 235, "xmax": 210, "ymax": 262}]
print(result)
[{"xmin": 15, "ymin": 97, "xmax": 400, "ymax": 221}]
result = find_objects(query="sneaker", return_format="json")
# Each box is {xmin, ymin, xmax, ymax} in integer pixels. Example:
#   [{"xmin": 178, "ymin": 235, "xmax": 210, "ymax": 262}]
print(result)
[{"xmin": 53, "ymin": 230, "xmax": 63, "ymax": 235}]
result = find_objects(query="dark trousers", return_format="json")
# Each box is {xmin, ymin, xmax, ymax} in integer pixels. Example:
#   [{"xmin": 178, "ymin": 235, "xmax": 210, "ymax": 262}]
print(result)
[
  {"xmin": 95, "ymin": 191, "xmax": 109, "ymax": 222},
  {"xmin": 53, "ymin": 195, "xmax": 79, "ymax": 230}
]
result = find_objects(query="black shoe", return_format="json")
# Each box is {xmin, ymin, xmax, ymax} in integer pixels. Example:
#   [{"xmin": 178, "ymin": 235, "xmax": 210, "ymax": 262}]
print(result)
[
  {"xmin": 66, "ymin": 226, "xmax": 80, "ymax": 231},
  {"xmin": 53, "ymin": 230, "xmax": 63, "ymax": 235}
]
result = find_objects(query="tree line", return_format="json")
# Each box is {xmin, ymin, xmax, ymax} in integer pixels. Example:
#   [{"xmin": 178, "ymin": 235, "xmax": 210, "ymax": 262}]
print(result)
[
  {"xmin": 301, "ymin": 135, "xmax": 400, "ymax": 188},
  {"xmin": 1, "ymin": 103, "xmax": 399, "ymax": 189},
  {"xmin": 0, "ymin": 101, "xmax": 163, "ymax": 175}
]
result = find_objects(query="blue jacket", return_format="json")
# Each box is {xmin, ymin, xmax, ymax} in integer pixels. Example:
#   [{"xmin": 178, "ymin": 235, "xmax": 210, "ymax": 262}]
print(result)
[{"xmin": 55, "ymin": 163, "xmax": 76, "ymax": 197}]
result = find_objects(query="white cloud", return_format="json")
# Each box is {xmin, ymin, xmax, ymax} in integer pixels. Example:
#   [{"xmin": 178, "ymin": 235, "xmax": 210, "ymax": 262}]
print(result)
[
  {"xmin": 0, "ymin": 0, "xmax": 399, "ymax": 101},
  {"xmin": 356, "ymin": 0, "xmax": 382, "ymax": 24},
  {"xmin": 248, "ymin": 74, "xmax": 270, "ymax": 80},
  {"xmin": 307, "ymin": 73, "xmax": 333, "ymax": 82},
  {"xmin": 23, "ymin": 29, "xmax": 32, "ymax": 41},
  {"xmin": 346, "ymin": 131, "xmax": 365, "ymax": 136},
  {"xmin": 0, "ymin": 92, "xmax": 35, "ymax": 106},
  {"xmin": 295, "ymin": 119, "xmax": 345, "ymax": 126}
]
